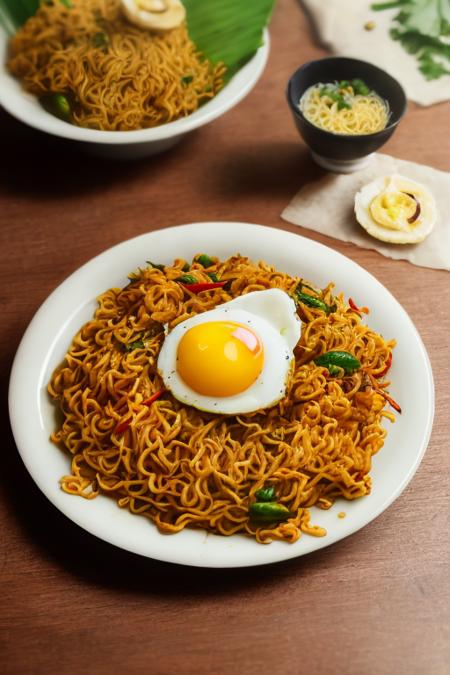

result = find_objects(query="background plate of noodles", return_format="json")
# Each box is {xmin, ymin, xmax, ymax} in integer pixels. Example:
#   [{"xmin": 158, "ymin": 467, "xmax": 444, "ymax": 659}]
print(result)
[
  {"xmin": 8, "ymin": 223, "xmax": 434, "ymax": 567},
  {"xmin": 0, "ymin": 1, "xmax": 270, "ymax": 158}
]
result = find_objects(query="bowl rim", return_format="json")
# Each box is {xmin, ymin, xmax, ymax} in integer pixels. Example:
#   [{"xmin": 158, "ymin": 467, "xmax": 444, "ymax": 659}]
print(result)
[
  {"xmin": 286, "ymin": 56, "xmax": 407, "ymax": 142},
  {"xmin": 0, "ymin": 26, "xmax": 269, "ymax": 145}
]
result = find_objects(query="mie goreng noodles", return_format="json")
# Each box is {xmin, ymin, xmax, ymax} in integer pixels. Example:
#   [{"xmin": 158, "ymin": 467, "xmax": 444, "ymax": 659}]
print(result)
[
  {"xmin": 7, "ymin": 0, "xmax": 226, "ymax": 130},
  {"xmin": 48, "ymin": 255, "xmax": 398, "ymax": 544}
]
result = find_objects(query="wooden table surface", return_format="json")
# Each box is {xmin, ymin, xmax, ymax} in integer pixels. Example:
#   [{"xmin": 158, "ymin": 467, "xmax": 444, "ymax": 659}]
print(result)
[{"xmin": 1, "ymin": 1, "xmax": 449, "ymax": 674}]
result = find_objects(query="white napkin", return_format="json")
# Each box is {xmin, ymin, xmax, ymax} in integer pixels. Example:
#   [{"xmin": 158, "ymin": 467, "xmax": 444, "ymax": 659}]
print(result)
[
  {"xmin": 281, "ymin": 153, "xmax": 450, "ymax": 271},
  {"xmin": 301, "ymin": 0, "xmax": 450, "ymax": 106}
]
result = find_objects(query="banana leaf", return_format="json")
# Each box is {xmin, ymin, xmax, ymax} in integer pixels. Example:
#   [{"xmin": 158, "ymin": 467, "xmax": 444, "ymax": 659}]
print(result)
[{"xmin": 0, "ymin": 0, "xmax": 274, "ymax": 79}]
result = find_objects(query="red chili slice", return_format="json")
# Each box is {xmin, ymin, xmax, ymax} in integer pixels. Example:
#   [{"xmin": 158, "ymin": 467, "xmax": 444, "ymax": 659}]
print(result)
[
  {"xmin": 114, "ymin": 418, "xmax": 132, "ymax": 435},
  {"xmin": 374, "ymin": 352, "xmax": 392, "ymax": 379},
  {"xmin": 115, "ymin": 389, "xmax": 166, "ymax": 435},
  {"xmin": 142, "ymin": 388, "xmax": 166, "ymax": 407},
  {"xmin": 349, "ymin": 297, "xmax": 369, "ymax": 315},
  {"xmin": 379, "ymin": 390, "xmax": 402, "ymax": 414},
  {"xmin": 181, "ymin": 281, "xmax": 227, "ymax": 293}
]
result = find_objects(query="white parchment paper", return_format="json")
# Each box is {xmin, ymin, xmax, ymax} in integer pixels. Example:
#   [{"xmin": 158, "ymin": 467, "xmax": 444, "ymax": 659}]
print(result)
[{"xmin": 282, "ymin": 153, "xmax": 450, "ymax": 271}]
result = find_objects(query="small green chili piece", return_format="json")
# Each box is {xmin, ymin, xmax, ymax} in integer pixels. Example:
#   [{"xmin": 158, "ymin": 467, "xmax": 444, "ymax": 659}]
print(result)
[
  {"xmin": 196, "ymin": 254, "xmax": 214, "ymax": 268},
  {"xmin": 175, "ymin": 274, "xmax": 198, "ymax": 284},
  {"xmin": 295, "ymin": 290, "xmax": 335, "ymax": 315},
  {"xmin": 255, "ymin": 486, "xmax": 276, "ymax": 502},
  {"xmin": 207, "ymin": 272, "xmax": 220, "ymax": 282},
  {"xmin": 41, "ymin": 92, "xmax": 72, "ymax": 122},
  {"xmin": 249, "ymin": 502, "xmax": 292, "ymax": 523},
  {"xmin": 182, "ymin": 262, "xmax": 190, "ymax": 272},
  {"xmin": 314, "ymin": 351, "xmax": 361, "ymax": 374}
]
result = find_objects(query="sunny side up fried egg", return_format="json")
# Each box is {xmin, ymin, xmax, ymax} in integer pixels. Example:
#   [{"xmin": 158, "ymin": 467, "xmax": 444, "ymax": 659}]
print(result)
[
  {"xmin": 157, "ymin": 289, "xmax": 301, "ymax": 414},
  {"xmin": 354, "ymin": 174, "xmax": 437, "ymax": 244}
]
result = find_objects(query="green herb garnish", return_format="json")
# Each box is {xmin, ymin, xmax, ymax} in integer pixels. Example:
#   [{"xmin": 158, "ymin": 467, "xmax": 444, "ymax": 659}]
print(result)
[
  {"xmin": 371, "ymin": 0, "xmax": 450, "ymax": 80},
  {"xmin": 146, "ymin": 261, "xmax": 165, "ymax": 271},
  {"xmin": 124, "ymin": 339, "xmax": 145, "ymax": 352},
  {"xmin": 196, "ymin": 254, "xmax": 214, "ymax": 268},
  {"xmin": 255, "ymin": 486, "xmax": 276, "ymax": 502},
  {"xmin": 92, "ymin": 31, "xmax": 109, "ymax": 51}
]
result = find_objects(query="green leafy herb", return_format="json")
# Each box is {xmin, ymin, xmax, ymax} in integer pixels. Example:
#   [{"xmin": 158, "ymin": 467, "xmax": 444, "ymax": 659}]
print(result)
[
  {"xmin": 351, "ymin": 78, "xmax": 370, "ymax": 95},
  {"xmin": 146, "ymin": 261, "xmax": 165, "ymax": 271},
  {"xmin": 181, "ymin": 75, "xmax": 194, "ymax": 86},
  {"xmin": 371, "ymin": 0, "xmax": 450, "ymax": 80},
  {"xmin": 196, "ymin": 254, "xmax": 214, "ymax": 268},
  {"xmin": 207, "ymin": 272, "xmax": 220, "ymax": 282},
  {"xmin": 183, "ymin": 0, "xmax": 275, "ymax": 82},
  {"xmin": 182, "ymin": 262, "xmax": 190, "ymax": 272},
  {"xmin": 92, "ymin": 31, "xmax": 109, "ymax": 51},
  {"xmin": 125, "ymin": 339, "xmax": 145, "ymax": 352},
  {"xmin": 255, "ymin": 486, "xmax": 276, "ymax": 502},
  {"xmin": 0, "ymin": 0, "xmax": 71, "ymax": 33}
]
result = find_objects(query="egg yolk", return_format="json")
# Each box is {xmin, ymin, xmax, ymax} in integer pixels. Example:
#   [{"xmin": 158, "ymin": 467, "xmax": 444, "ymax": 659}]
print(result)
[
  {"xmin": 176, "ymin": 321, "xmax": 264, "ymax": 397},
  {"xmin": 369, "ymin": 190, "xmax": 418, "ymax": 231}
]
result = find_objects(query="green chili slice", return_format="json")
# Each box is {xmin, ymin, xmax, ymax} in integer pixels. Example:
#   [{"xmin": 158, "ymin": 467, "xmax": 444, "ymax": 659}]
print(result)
[
  {"xmin": 175, "ymin": 274, "xmax": 198, "ymax": 284},
  {"xmin": 41, "ymin": 92, "xmax": 72, "ymax": 122},
  {"xmin": 314, "ymin": 351, "xmax": 361, "ymax": 374},
  {"xmin": 249, "ymin": 502, "xmax": 292, "ymax": 523},
  {"xmin": 295, "ymin": 289, "xmax": 336, "ymax": 314}
]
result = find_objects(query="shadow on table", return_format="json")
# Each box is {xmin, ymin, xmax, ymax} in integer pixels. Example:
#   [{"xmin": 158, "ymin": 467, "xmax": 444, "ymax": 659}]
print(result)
[
  {"xmin": 0, "ymin": 108, "xmax": 192, "ymax": 200},
  {"xmin": 209, "ymin": 140, "xmax": 323, "ymax": 201}
]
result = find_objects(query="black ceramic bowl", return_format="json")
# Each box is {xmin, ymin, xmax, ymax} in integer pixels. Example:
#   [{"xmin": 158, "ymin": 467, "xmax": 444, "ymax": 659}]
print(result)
[{"xmin": 287, "ymin": 57, "xmax": 407, "ymax": 172}]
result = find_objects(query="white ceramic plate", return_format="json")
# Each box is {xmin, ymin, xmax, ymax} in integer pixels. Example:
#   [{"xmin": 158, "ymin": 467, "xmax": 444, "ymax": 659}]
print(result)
[
  {"xmin": 8, "ymin": 223, "xmax": 434, "ymax": 567},
  {"xmin": 0, "ymin": 25, "xmax": 269, "ymax": 158}
]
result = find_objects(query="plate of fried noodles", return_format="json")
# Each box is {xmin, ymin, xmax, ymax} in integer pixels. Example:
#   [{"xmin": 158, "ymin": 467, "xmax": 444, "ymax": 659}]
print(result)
[
  {"xmin": 0, "ymin": 0, "xmax": 272, "ymax": 157},
  {"xmin": 8, "ymin": 223, "xmax": 434, "ymax": 567}
]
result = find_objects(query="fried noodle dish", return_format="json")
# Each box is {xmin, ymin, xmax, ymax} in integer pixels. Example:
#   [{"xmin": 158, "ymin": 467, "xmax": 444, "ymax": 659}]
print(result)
[
  {"xmin": 7, "ymin": 0, "xmax": 226, "ymax": 131},
  {"xmin": 48, "ymin": 254, "xmax": 398, "ymax": 544}
]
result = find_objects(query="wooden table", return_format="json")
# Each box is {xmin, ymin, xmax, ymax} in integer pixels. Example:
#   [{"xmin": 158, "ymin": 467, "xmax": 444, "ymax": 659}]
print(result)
[{"xmin": 1, "ymin": 1, "xmax": 449, "ymax": 673}]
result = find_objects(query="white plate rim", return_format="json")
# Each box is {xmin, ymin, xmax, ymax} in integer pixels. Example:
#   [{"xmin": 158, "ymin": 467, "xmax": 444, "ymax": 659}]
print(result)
[{"xmin": 8, "ymin": 222, "xmax": 435, "ymax": 567}]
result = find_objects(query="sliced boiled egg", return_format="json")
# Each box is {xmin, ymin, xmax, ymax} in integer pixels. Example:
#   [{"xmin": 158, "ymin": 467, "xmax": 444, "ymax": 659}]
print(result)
[
  {"xmin": 354, "ymin": 174, "xmax": 437, "ymax": 244},
  {"xmin": 157, "ymin": 289, "xmax": 301, "ymax": 414},
  {"xmin": 121, "ymin": 0, "xmax": 185, "ymax": 32}
]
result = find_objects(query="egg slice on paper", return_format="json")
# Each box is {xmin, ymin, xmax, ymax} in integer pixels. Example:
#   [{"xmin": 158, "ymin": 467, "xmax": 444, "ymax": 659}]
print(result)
[
  {"xmin": 157, "ymin": 289, "xmax": 301, "ymax": 414},
  {"xmin": 354, "ymin": 174, "xmax": 437, "ymax": 244}
]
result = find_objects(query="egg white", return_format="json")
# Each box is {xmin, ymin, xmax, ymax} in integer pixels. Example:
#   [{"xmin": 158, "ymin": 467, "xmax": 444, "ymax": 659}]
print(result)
[
  {"xmin": 354, "ymin": 174, "xmax": 437, "ymax": 244},
  {"xmin": 157, "ymin": 289, "xmax": 301, "ymax": 414}
]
